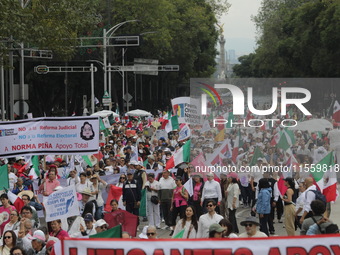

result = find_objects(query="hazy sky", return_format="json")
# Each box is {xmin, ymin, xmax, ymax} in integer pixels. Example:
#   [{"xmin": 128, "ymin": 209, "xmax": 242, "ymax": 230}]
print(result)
[{"xmin": 220, "ymin": 0, "xmax": 262, "ymax": 56}]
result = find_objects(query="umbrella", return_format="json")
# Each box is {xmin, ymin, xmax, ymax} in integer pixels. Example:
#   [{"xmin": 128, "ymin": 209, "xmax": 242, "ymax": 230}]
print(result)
[
  {"xmin": 126, "ymin": 109, "xmax": 152, "ymax": 117},
  {"xmin": 288, "ymin": 119, "xmax": 333, "ymax": 132},
  {"xmin": 91, "ymin": 110, "xmax": 119, "ymax": 118}
]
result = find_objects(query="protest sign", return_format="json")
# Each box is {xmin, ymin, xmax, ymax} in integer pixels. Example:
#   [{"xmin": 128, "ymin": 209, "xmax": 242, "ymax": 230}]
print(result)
[
  {"xmin": 60, "ymin": 235, "xmax": 340, "ymax": 255},
  {"xmin": 43, "ymin": 185, "xmax": 79, "ymax": 222},
  {"xmin": 0, "ymin": 117, "xmax": 99, "ymax": 157},
  {"xmin": 178, "ymin": 123, "xmax": 191, "ymax": 141},
  {"xmin": 171, "ymin": 97, "xmax": 201, "ymax": 124}
]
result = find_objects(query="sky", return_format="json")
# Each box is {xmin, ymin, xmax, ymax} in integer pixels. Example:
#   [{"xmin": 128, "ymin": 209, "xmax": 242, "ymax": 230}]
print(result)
[{"xmin": 220, "ymin": 0, "xmax": 262, "ymax": 57}]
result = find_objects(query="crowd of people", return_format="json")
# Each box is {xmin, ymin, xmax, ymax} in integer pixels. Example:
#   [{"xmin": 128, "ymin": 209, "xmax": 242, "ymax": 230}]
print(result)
[{"xmin": 0, "ymin": 112, "xmax": 340, "ymax": 254}]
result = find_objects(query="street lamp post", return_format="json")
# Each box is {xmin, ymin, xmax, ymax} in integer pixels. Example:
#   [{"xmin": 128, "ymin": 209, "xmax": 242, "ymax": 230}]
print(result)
[{"xmin": 102, "ymin": 20, "xmax": 139, "ymax": 95}]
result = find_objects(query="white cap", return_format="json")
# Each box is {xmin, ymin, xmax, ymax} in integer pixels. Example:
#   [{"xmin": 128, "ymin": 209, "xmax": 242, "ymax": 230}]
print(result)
[
  {"xmin": 94, "ymin": 219, "xmax": 108, "ymax": 228},
  {"xmin": 28, "ymin": 230, "xmax": 45, "ymax": 241}
]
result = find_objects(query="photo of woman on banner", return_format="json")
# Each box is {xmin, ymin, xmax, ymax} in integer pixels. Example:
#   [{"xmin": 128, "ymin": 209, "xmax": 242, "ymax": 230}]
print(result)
[{"xmin": 80, "ymin": 122, "xmax": 95, "ymax": 141}]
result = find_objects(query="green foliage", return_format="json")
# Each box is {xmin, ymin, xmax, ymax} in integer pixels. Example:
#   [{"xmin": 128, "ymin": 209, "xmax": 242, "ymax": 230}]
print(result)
[
  {"xmin": 234, "ymin": 0, "xmax": 340, "ymax": 78},
  {"xmin": 0, "ymin": 0, "xmax": 100, "ymax": 60}
]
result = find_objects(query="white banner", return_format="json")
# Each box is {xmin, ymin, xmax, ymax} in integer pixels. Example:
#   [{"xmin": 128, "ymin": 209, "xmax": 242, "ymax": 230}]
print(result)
[
  {"xmin": 60, "ymin": 235, "xmax": 340, "ymax": 255},
  {"xmin": 43, "ymin": 185, "xmax": 79, "ymax": 222},
  {"xmin": 0, "ymin": 117, "xmax": 99, "ymax": 158},
  {"xmin": 171, "ymin": 97, "xmax": 201, "ymax": 124}
]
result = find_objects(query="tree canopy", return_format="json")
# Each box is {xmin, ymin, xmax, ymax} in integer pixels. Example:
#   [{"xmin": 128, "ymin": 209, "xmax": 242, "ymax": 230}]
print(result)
[{"xmin": 233, "ymin": 0, "xmax": 340, "ymax": 78}]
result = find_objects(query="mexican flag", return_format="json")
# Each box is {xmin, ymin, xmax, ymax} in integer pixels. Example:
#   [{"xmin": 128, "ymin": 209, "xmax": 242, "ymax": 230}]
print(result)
[
  {"xmin": 7, "ymin": 190, "xmax": 24, "ymax": 212},
  {"xmin": 270, "ymin": 130, "xmax": 281, "ymax": 146},
  {"xmin": 165, "ymin": 112, "xmax": 179, "ymax": 133},
  {"xmin": 90, "ymin": 224, "xmax": 122, "ymax": 238},
  {"xmin": 310, "ymin": 152, "xmax": 338, "ymax": 202},
  {"xmin": 139, "ymin": 189, "xmax": 147, "ymax": 217},
  {"xmin": 173, "ymin": 229, "xmax": 185, "ymax": 239},
  {"xmin": 166, "ymin": 140, "xmax": 191, "ymax": 169},
  {"xmin": 249, "ymin": 147, "xmax": 265, "ymax": 167},
  {"xmin": 232, "ymin": 130, "xmax": 243, "ymax": 163},
  {"xmin": 0, "ymin": 164, "xmax": 9, "ymax": 190},
  {"xmin": 332, "ymin": 100, "xmax": 340, "ymax": 123},
  {"xmin": 29, "ymin": 156, "xmax": 40, "ymax": 179},
  {"xmin": 277, "ymin": 129, "xmax": 295, "ymax": 151},
  {"xmin": 81, "ymin": 155, "xmax": 97, "ymax": 168},
  {"xmin": 104, "ymin": 185, "xmax": 123, "ymax": 212},
  {"xmin": 100, "ymin": 118, "xmax": 111, "ymax": 137}
]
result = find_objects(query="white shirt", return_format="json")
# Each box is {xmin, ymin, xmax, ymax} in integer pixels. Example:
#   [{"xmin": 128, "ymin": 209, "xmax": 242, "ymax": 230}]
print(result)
[
  {"xmin": 296, "ymin": 191, "xmax": 306, "ymax": 216},
  {"xmin": 172, "ymin": 220, "xmax": 197, "ymax": 239},
  {"xmin": 303, "ymin": 185, "xmax": 316, "ymax": 213},
  {"xmin": 238, "ymin": 231, "xmax": 267, "ymax": 238},
  {"xmin": 145, "ymin": 180, "xmax": 160, "ymax": 200},
  {"xmin": 197, "ymin": 212, "xmax": 223, "ymax": 238},
  {"xmin": 76, "ymin": 179, "xmax": 92, "ymax": 193},
  {"xmin": 62, "ymin": 216, "xmax": 86, "ymax": 236},
  {"xmin": 201, "ymin": 180, "xmax": 222, "ymax": 202},
  {"xmin": 159, "ymin": 177, "xmax": 176, "ymax": 190},
  {"xmin": 226, "ymin": 183, "xmax": 240, "ymax": 209},
  {"xmin": 67, "ymin": 176, "xmax": 80, "ymax": 186}
]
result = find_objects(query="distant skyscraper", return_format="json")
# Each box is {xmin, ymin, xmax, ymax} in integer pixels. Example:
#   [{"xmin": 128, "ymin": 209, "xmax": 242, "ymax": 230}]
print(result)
[{"xmin": 228, "ymin": 50, "xmax": 237, "ymax": 64}]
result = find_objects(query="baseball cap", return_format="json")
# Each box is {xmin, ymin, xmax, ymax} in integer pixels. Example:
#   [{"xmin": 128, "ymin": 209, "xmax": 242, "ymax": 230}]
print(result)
[
  {"xmin": 94, "ymin": 219, "xmax": 108, "ymax": 228},
  {"xmin": 209, "ymin": 223, "xmax": 226, "ymax": 233},
  {"xmin": 84, "ymin": 213, "xmax": 94, "ymax": 222},
  {"xmin": 28, "ymin": 230, "xmax": 45, "ymax": 241}
]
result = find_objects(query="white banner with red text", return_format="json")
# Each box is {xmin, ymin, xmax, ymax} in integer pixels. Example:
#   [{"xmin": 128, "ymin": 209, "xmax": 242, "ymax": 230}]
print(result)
[
  {"xmin": 0, "ymin": 116, "xmax": 99, "ymax": 157},
  {"xmin": 59, "ymin": 235, "xmax": 340, "ymax": 255}
]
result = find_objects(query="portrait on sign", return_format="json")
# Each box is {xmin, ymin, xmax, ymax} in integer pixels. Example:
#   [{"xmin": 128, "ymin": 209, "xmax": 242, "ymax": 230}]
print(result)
[{"xmin": 80, "ymin": 122, "xmax": 95, "ymax": 141}]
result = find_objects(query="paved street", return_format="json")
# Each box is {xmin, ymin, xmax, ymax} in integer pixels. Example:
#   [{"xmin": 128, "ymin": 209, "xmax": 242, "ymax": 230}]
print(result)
[{"xmin": 138, "ymin": 184, "xmax": 340, "ymax": 238}]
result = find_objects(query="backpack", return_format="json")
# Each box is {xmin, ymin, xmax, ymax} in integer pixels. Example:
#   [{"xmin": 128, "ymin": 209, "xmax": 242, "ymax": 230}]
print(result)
[
  {"xmin": 307, "ymin": 189, "xmax": 327, "ymax": 206},
  {"xmin": 312, "ymin": 217, "xmax": 339, "ymax": 234}
]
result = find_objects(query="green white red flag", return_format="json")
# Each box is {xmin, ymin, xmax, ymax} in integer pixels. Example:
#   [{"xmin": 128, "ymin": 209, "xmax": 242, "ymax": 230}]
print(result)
[{"xmin": 166, "ymin": 140, "xmax": 191, "ymax": 169}]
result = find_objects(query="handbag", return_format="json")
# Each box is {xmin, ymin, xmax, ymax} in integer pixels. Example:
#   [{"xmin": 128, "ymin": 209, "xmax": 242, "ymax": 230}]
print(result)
[
  {"xmin": 134, "ymin": 201, "xmax": 140, "ymax": 209},
  {"xmin": 151, "ymin": 195, "xmax": 159, "ymax": 205}
]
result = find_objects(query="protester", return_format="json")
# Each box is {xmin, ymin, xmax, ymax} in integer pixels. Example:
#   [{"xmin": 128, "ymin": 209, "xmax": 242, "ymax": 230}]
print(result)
[
  {"xmin": 38, "ymin": 167, "xmax": 60, "ymax": 196},
  {"xmin": 145, "ymin": 173, "xmax": 161, "ymax": 229},
  {"xmin": 170, "ymin": 176, "xmax": 188, "ymax": 236},
  {"xmin": 12, "ymin": 178, "xmax": 28, "ymax": 195},
  {"xmin": 201, "ymin": 173, "xmax": 222, "ymax": 214},
  {"xmin": 122, "ymin": 171, "xmax": 141, "ymax": 216},
  {"xmin": 239, "ymin": 217, "xmax": 268, "ymax": 238},
  {"xmin": 226, "ymin": 172, "xmax": 240, "ymax": 234},
  {"xmin": 3, "ymin": 210, "xmax": 20, "ymax": 234},
  {"xmin": 219, "ymin": 219, "xmax": 238, "ymax": 238},
  {"xmin": 146, "ymin": 226, "xmax": 157, "ymax": 239},
  {"xmin": 299, "ymin": 177, "xmax": 317, "ymax": 224},
  {"xmin": 27, "ymin": 230, "xmax": 46, "ymax": 255},
  {"xmin": 208, "ymin": 223, "xmax": 226, "ymax": 238},
  {"xmin": 282, "ymin": 177, "xmax": 297, "ymax": 236},
  {"xmin": 295, "ymin": 182, "xmax": 306, "ymax": 229},
  {"xmin": 71, "ymin": 213, "xmax": 96, "ymax": 237},
  {"xmin": 9, "ymin": 246, "xmax": 25, "ymax": 255},
  {"xmin": 256, "ymin": 178, "xmax": 272, "ymax": 236},
  {"xmin": 0, "ymin": 194, "xmax": 16, "ymax": 236},
  {"xmin": 89, "ymin": 174, "xmax": 107, "ymax": 220},
  {"xmin": 94, "ymin": 219, "xmax": 108, "ymax": 233},
  {"xmin": 197, "ymin": 200, "xmax": 223, "ymax": 238},
  {"xmin": 172, "ymin": 205, "xmax": 198, "ymax": 238},
  {"xmin": 0, "ymin": 230, "xmax": 17, "ymax": 255},
  {"xmin": 49, "ymin": 220, "xmax": 69, "ymax": 240},
  {"xmin": 159, "ymin": 170, "xmax": 176, "ymax": 229}
]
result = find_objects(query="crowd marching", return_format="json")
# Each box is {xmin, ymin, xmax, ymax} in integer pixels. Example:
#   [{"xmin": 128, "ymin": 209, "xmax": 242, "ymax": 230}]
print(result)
[{"xmin": 0, "ymin": 111, "xmax": 339, "ymax": 255}]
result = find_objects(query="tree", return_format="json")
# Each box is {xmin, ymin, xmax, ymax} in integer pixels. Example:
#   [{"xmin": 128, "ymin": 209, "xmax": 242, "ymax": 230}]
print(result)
[{"xmin": 235, "ymin": 0, "xmax": 340, "ymax": 77}]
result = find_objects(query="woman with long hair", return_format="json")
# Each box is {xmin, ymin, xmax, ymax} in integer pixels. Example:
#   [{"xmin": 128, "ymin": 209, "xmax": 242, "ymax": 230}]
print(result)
[
  {"xmin": 219, "ymin": 219, "xmax": 238, "ymax": 238},
  {"xmin": 190, "ymin": 173, "xmax": 204, "ymax": 218},
  {"xmin": 170, "ymin": 176, "xmax": 189, "ymax": 236},
  {"xmin": 0, "ymin": 230, "xmax": 17, "ymax": 255},
  {"xmin": 172, "ymin": 205, "xmax": 198, "ymax": 238},
  {"xmin": 282, "ymin": 177, "xmax": 297, "ymax": 236}
]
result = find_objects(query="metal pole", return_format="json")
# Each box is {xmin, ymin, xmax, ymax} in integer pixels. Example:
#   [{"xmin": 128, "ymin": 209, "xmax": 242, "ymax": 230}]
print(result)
[
  {"xmin": 64, "ymin": 62, "xmax": 68, "ymax": 116},
  {"xmin": 126, "ymin": 63, "xmax": 129, "ymax": 112},
  {"xmin": 108, "ymin": 62, "xmax": 112, "ymax": 99},
  {"xmin": 0, "ymin": 58, "xmax": 5, "ymax": 121},
  {"xmin": 103, "ymin": 28, "xmax": 107, "ymax": 94},
  {"xmin": 122, "ymin": 49, "xmax": 125, "ymax": 112},
  {"xmin": 134, "ymin": 73, "xmax": 137, "ymax": 107},
  {"xmin": 140, "ymin": 75, "xmax": 143, "ymax": 101},
  {"xmin": 19, "ymin": 43, "xmax": 24, "ymax": 119},
  {"xmin": 9, "ymin": 43, "xmax": 14, "ymax": 120},
  {"xmin": 91, "ymin": 64, "xmax": 95, "ymax": 114}
]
